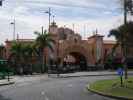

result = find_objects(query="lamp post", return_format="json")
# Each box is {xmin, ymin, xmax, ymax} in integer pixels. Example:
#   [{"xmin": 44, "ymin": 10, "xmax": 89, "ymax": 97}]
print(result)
[
  {"xmin": 45, "ymin": 8, "xmax": 51, "ymax": 33},
  {"xmin": 10, "ymin": 18, "xmax": 16, "ymax": 40},
  {"xmin": 45, "ymin": 8, "xmax": 52, "ymax": 76},
  {"xmin": 57, "ymin": 39, "xmax": 60, "ymax": 77}
]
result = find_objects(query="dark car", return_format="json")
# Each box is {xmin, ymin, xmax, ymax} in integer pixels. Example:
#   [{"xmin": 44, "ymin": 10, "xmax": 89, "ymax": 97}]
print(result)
[{"xmin": 125, "ymin": 57, "xmax": 133, "ymax": 69}]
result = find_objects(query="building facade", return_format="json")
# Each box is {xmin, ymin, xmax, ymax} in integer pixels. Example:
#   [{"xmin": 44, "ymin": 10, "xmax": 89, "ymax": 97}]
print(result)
[{"xmin": 5, "ymin": 22, "xmax": 122, "ymax": 70}]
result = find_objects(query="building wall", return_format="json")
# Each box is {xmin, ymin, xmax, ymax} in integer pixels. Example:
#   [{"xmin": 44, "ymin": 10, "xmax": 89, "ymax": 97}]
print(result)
[
  {"xmin": 4, "ymin": 38, "xmax": 122, "ymax": 65},
  {"xmin": 5, "ymin": 39, "xmax": 34, "ymax": 59},
  {"xmin": 103, "ymin": 42, "xmax": 122, "ymax": 57},
  {"xmin": 0, "ymin": 46, "xmax": 6, "ymax": 59},
  {"xmin": 4, "ymin": 23, "xmax": 123, "ymax": 66}
]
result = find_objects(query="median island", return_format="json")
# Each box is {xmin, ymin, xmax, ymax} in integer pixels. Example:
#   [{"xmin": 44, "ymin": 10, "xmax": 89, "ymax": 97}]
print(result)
[{"xmin": 88, "ymin": 77, "xmax": 133, "ymax": 100}]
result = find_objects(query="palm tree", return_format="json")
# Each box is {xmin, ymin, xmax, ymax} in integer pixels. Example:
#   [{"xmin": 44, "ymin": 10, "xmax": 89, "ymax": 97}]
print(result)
[
  {"xmin": 9, "ymin": 41, "xmax": 24, "ymax": 74},
  {"xmin": 34, "ymin": 30, "xmax": 54, "ymax": 73},
  {"xmin": 21, "ymin": 43, "xmax": 38, "ymax": 74},
  {"xmin": 10, "ymin": 41, "xmax": 38, "ymax": 74},
  {"xmin": 108, "ymin": 21, "xmax": 133, "ymax": 79}
]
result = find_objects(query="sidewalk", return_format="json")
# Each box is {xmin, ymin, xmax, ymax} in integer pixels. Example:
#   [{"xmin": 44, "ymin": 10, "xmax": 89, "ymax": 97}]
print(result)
[
  {"xmin": 59, "ymin": 71, "xmax": 133, "ymax": 78},
  {"xmin": 0, "ymin": 74, "xmax": 48, "ymax": 86},
  {"xmin": 0, "ymin": 79, "xmax": 14, "ymax": 86}
]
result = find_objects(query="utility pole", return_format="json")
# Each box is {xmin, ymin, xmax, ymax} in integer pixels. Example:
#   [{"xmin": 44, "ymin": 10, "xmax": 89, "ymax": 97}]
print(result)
[
  {"xmin": 123, "ymin": 0, "xmax": 133, "ymax": 79},
  {"xmin": 123, "ymin": 0, "xmax": 133, "ymax": 23},
  {"xmin": 57, "ymin": 39, "xmax": 60, "ymax": 77},
  {"xmin": 45, "ymin": 8, "xmax": 51, "ymax": 33},
  {"xmin": 123, "ymin": 0, "xmax": 128, "ymax": 79},
  {"xmin": 124, "ymin": 0, "xmax": 128, "ymax": 24}
]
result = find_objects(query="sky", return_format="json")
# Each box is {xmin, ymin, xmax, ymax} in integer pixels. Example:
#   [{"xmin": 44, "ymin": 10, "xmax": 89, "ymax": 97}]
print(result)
[{"xmin": 0, "ymin": 0, "xmax": 126, "ymax": 43}]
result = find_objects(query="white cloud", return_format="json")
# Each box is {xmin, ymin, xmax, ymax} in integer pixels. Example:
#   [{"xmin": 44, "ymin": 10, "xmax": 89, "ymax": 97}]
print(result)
[{"xmin": 0, "ymin": 0, "xmax": 124, "ymax": 43}]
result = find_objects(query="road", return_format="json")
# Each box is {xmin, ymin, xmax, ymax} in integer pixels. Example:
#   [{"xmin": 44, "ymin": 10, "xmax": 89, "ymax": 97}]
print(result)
[{"xmin": 0, "ymin": 75, "xmax": 118, "ymax": 100}]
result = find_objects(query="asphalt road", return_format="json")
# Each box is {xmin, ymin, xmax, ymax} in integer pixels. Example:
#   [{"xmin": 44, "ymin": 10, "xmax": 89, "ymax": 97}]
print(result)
[{"xmin": 0, "ymin": 76, "xmax": 118, "ymax": 100}]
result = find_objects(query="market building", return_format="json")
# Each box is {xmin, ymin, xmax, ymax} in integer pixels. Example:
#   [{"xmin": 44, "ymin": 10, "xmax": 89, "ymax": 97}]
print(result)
[{"xmin": 5, "ymin": 22, "xmax": 122, "ymax": 70}]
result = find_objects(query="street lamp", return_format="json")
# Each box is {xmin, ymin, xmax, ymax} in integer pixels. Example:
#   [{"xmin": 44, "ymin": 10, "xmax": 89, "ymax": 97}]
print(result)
[
  {"xmin": 45, "ymin": 8, "xmax": 51, "ymax": 33},
  {"xmin": 10, "ymin": 18, "xmax": 16, "ymax": 40}
]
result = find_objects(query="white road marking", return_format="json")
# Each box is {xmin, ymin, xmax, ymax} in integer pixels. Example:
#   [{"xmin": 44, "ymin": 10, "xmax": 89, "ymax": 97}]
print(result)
[
  {"xmin": 41, "ymin": 91, "xmax": 45, "ymax": 95},
  {"xmin": 45, "ymin": 96, "xmax": 49, "ymax": 100},
  {"xmin": 41, "ymin": 91, "xmax": 50, "ymax": 100},
  {"xmin": 17, "ymin": 82, "xmax": 30, "ymax": 87},
  {"xmin": 68, "ymin": 84, "xmax": 73, "ymax": 87}
]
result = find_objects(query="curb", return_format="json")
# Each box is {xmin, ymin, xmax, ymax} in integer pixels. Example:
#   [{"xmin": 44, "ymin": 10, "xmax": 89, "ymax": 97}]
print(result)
[
  {"xmin": 87, "ymin": 85, "xmax": 133, "ymax": 100},
  {"xmin": 59, "ymin": 73, "xmax": 133, "ymax": 78},
  {"xmin": 0, "ymin": 81, "xmax": 15, "ymax": 86},
  {"xmin": 59, "ymin": 74, "xmax": 117, "ymax": 78}
]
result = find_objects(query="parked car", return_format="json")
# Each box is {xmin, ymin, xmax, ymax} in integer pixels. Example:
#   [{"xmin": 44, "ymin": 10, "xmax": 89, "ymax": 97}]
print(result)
[
  {"xmin": 104, "ymin": 56, "xmax": 123, "ymax": 70},
  {"xmin": 125, "ymin": 57, "xmax": 133, "ymax": 69}
]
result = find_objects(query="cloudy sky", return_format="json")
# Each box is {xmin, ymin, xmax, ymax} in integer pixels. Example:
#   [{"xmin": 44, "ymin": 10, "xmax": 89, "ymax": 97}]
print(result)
[{"xmin": 0, "ymin": 0, "xmax": 125, "ymax": 43}]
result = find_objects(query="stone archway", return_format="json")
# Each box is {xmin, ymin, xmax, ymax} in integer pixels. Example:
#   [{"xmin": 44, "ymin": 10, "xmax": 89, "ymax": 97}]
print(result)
[
  {"xmin": 60, "ymin": 45, "xmax": 91, "ymax": 71},
  {"xmin": 64, "ymin": 52, "xmax": 87, "ymax": 71}
]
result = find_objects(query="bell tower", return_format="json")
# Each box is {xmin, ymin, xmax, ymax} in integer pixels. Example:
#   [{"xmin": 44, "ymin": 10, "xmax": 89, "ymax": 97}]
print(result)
[{"xmin": 49, "ymin": 21, "xmax": 58, "ymax": 35}]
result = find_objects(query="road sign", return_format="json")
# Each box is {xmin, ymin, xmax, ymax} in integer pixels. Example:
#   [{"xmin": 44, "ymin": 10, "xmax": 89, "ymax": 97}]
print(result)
[{"xmin": 117, "ymin": 68, "xmax": 123, "ymax": 76}]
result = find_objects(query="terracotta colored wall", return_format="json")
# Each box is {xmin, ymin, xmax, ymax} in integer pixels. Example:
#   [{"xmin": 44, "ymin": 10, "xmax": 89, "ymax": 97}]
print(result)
[{"xmin": 4, "ymin": 37, "xmax": 123, "ymax": 65}]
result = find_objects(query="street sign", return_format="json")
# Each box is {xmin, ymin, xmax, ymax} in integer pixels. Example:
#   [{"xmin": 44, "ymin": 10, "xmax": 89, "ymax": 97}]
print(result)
[{"xmin": 117, "ymin": 68, "xmax": 123, "ymax": 76}]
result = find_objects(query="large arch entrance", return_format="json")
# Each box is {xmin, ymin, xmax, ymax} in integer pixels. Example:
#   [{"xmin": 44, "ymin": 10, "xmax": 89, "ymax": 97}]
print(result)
[{"xmin": 63, "ymin": 52, "xmax": 87, "ymax": 71}]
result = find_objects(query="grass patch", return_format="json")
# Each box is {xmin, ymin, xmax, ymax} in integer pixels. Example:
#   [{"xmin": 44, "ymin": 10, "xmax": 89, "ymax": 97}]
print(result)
[{"xmin": 89, "ymin": 77, "xmax": 133, "ymax": 99}]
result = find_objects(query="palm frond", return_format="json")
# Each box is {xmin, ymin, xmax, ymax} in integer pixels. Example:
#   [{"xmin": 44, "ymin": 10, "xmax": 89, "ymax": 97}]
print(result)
[{"xmin": 34, "ymin": 31, "xmax": 41, "ymax": 35}]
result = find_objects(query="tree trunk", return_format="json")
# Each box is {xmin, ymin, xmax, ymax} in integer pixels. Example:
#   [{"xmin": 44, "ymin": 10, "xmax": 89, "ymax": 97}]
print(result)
[
  {"xmin": 42, "ymin": 48, "xmax": 47, "ymax": 73},
  {"xmin": 44, "ymin": 53, "xmax": 47, "ymax": 75},
  {"xmin": 124, "ymin": 0, "xmax": 127, "ymax": 24},
  {"xmin": 122, "ymin": 43, "xmax": 128, "ymax": 79},
  {"xmin": 44, "ymin": 49, "xmax": 48, "ymax": 75},
  {"xmin": 123, "ymin": 0, "xmax": 128, "ymax": 79},
  {"xmin": 39, "ymin": 49, "xmax": 44, "ymax": 73}
]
